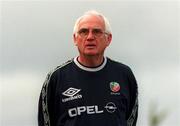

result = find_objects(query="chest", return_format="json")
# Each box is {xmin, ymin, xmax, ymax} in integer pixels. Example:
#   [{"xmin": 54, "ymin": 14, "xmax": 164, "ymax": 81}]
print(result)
[{"xmin": 56, "ymin": 71, "xmax": 130, "ymax": 116}]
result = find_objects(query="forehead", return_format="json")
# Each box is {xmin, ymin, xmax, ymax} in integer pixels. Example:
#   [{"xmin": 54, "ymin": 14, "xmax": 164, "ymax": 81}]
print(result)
[{"xmin": 78, "ymin": 15, "xmax": 105, "ymax": 30}]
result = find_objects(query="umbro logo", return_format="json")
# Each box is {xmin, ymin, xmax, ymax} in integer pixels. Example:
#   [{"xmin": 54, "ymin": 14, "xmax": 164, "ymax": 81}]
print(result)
[
  {"xmin": 62, "ymin": 87, "xmax": 82, "ymax": 103},
  {"xmin": 62, "ymin": 87, "xmax": 81, "ymax": 97}
]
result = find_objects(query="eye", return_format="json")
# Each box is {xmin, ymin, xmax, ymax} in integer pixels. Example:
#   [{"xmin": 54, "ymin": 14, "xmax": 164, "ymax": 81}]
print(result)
[
  {"xmin": 92, "ymin": 29, "xmax": 103, "ymax": 35},
  {"xmin": 78, "ymin": 28, "xmax": 89, "ymax": 35}
]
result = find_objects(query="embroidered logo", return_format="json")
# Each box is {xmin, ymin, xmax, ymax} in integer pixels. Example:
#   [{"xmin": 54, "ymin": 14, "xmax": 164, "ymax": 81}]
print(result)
[
  {"xmin": 110, "ymin": 82, "xmax": 120, "ymax": 92},
  {"xmin": 62, "ymin": 87, "xmax": 81, "ymax": 97},
  {"xmin": 104, "ymin": 102, "xmax": 117, "ymax": 113},
  {"xmin": 62, "ymin": 87, "xmax": 82, "ymax": 102}
]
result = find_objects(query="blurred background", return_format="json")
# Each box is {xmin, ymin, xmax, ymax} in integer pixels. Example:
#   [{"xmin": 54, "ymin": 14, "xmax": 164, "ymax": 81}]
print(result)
[{"xmin": 0, "ymin": 0, "xmax": 179, "ymax": 126}]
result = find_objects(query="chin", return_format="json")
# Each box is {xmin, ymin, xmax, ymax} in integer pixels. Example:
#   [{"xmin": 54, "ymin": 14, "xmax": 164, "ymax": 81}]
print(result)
[
  {"xmin": 85, "ymin": 53, "xmax": 97, "ymax": 56},
  {"xmin": 84, "ymin": 51, "xmax": 98, "ymax": 56}
]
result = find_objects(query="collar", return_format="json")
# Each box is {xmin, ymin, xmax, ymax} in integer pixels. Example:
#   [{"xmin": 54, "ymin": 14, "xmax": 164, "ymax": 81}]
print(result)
[{"xmin": 74, "ymin": 56, "xmax": 107, "ymax": 72}]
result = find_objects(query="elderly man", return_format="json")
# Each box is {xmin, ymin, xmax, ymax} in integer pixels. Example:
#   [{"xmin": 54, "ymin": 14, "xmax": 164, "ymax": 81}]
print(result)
[{"xmin": 38, "ymin": 10, "xmax": 138, "ymax": 126}]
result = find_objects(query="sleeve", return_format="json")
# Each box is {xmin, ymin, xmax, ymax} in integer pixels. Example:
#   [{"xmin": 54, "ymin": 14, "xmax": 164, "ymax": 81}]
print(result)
[
  {"xmin": 126, "ymin": 68, "xmax": 138, "ymax": 126},
  {"xmin": 38, "ymin": 71, "xmax": 56, "ymax": 126}
]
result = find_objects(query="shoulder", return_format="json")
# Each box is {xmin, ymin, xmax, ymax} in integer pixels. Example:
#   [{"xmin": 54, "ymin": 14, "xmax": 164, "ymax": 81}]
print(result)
[
  {"xmin": 107, "ymin": 57, "xmax": 133, "ymax": 73},
  {"xmin": 41, "ymin": 59, "xmax": 74, "ymax": 90},
  {"xmin": 107, "ymin": 57, "xmax": 138, "ymax": 89},
  {"xmin": 46, "ymin": 59, "xmax": 74, "ymax": 78}
]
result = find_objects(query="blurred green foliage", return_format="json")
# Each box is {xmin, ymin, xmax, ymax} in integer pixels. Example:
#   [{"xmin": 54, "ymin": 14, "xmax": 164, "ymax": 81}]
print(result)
[{"xmin": 148, "ymin": 101, "xmax": 168, "ymax": 126}]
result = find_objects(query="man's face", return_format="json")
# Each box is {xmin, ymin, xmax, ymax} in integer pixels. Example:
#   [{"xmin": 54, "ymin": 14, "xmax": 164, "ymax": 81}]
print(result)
[{"xmin": 73, "ymin": 15, "xmax": 112, "ymax": 57}]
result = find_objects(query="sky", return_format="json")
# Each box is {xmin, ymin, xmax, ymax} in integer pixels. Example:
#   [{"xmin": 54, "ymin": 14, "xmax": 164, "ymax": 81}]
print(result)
[{"xmin": 1, "ymin": 0, "xmax": 180, "ymax": 126}]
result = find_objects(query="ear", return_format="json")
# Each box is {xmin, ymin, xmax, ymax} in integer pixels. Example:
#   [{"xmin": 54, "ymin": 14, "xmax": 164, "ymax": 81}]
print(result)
[
  {"xmin": 106, "ymin": 34, "xmax": 112, "ymax": 46},
  {"xmin": 73, "ymin": 34, "xmax": 77, "ymax": 46}
]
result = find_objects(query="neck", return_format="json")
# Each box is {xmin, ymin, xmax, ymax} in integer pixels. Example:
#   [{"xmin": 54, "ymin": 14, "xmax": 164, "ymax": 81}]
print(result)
[{"xmin": 78, "ymin": 55, "xmax": 104, "ymax": 67}]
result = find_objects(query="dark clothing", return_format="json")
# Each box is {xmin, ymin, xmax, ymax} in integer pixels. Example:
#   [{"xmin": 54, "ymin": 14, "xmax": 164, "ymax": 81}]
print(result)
[{"xmin": 38, "ymin": 57, "xmax": 138, "ymax": 126}]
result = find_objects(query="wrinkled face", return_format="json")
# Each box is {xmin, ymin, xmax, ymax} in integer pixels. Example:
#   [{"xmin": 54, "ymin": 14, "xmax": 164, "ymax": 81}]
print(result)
[{"xmin": 73, "ymin": 15, "xmax": 112, "ymax": 57}]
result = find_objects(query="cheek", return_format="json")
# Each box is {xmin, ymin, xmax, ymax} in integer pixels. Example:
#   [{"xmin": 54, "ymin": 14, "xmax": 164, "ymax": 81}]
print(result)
[
  {"xmin": 98, "ymin": 39, "xmax": 109, "ymax": 48},
  {"xmin": 76, "ymin": 39, "xmax": 85, "ymax": 48}
]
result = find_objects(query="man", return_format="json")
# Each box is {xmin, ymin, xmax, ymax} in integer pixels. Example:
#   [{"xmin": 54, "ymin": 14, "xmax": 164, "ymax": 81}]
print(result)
[{"xmin": 38, "ymin": 10, "xmax": 138, "ymax": 126}]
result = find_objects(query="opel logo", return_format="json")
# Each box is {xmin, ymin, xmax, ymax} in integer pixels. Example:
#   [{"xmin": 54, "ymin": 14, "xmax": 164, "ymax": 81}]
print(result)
[{"xmin": 104, "ymin": 102, "xmax": 117, "ymax": 113}]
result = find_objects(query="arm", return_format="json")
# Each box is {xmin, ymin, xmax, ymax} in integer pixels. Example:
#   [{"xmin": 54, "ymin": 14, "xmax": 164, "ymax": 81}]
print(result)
[
  {"xmin": 126, "ymin": 68, "xmax": 138, "ymax": 126},
  {"xmin": 38, "ymin": 72, "xmax": 56, "ymax": 126}
]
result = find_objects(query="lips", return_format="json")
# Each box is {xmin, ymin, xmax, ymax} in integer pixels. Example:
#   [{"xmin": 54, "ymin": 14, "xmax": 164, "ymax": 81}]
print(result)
[
  {"xmin": 85, "ymin": 44, "xmax": 96, "ymax": 48},
  {"xmin": 85, "ymin": 43, "xmax": 96, "ymax": 46}
]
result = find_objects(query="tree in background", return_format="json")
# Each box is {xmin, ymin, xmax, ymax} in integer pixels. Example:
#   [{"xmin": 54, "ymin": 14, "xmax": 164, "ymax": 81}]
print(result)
[{"xmin": 149, "ymin": 101, "xmax": 168, "ymax": 126}]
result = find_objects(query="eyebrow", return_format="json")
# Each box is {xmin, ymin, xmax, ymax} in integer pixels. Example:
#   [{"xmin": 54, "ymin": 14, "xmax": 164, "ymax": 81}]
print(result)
[{"xmin": 78, "ymin": 27, "xmax": 103, "ymax": 31}]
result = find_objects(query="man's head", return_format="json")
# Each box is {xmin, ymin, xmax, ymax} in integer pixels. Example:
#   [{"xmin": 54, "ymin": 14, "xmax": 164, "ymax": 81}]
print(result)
[
  {"xmin": 73, "ymin": 10, "xmax": 112, "ymax": 57},
  {"xmin": 73, "ymin": 10, "xmax": 112, "ymax": 35}
]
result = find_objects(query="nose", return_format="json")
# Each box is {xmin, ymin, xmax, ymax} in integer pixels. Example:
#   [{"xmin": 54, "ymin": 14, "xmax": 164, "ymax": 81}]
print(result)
[{"xmin": 86, "ymin": 31, "xmax": 95, "ymax": 40}]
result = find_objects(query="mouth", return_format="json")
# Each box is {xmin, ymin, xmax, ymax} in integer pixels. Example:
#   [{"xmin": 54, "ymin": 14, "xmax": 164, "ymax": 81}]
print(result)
[{"xmin": 85, "ymin": 44, "xmax": 96, "ymax": 48}]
